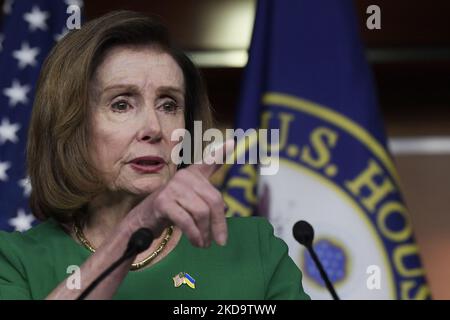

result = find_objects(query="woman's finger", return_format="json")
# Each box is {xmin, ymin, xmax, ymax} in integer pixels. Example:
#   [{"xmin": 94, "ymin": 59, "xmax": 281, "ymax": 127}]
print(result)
[
  {"xmin": 176, "ymin": 169, "xmax": 227, "ymax": 246},
  {"xmin": 153, "ymin": 193, "xmax": 205, "ymax": 247},
  {"xmin": 192, "ymin": 175, "xmax": 227, "ymax": 246},
  {"xmin": 190, "ymin": 139, "xmax": 235, "ymax": 179},
  {"xmin": 175, "ymin": 192, "xmax": 211, "ymax": 247}
]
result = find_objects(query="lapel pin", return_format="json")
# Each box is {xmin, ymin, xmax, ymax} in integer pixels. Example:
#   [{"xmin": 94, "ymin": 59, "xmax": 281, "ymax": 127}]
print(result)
[{"xmin": 173, "ymin": 272, "xmax": 196, "ymax": 289}]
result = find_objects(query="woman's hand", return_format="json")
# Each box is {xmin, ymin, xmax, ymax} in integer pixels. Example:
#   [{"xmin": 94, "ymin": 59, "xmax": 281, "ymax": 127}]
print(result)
[{"xmin": 126, "ymin": 140, "xmax": 234, "ymax": 248}]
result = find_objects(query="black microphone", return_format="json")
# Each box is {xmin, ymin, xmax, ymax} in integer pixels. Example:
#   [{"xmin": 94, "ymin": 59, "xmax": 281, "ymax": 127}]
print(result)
[
  {"xmin": 293, "ymin": 220, "xmax": 340, "ymax": 300},
  {"xmin": 77, "ymin": 228, "xmax": 154, "ymax": 300},
  {"xmin": 124, "ymin": 228, "xmax": 154, "ymax": 256}
]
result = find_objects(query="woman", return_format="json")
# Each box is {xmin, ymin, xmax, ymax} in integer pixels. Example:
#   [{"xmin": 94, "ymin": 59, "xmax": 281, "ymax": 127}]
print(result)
[{"xmin": 0, "ymin": 11, "xmax": 309, "ymax": 300}]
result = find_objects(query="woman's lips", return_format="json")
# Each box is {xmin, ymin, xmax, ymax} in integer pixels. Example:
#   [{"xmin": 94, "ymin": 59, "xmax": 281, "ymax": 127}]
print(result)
[
  {"xmin": 129, "ymin": 162, "xmax": 165, "ymax": 173},
  {"xmin": 128, "ymin": 156, "xmax": 165, "ymax": 173}
]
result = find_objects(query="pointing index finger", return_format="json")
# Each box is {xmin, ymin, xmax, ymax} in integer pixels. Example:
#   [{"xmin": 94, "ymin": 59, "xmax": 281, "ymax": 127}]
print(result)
[{"xmin": 189, "ymin": 139, "xmax": 235, "ymax": 178}]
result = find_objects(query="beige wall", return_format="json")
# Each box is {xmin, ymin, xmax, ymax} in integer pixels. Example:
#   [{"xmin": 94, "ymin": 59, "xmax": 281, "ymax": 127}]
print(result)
[{"xmin": 395, "ymin": 153, "xmax": 450, "ymax": 299}]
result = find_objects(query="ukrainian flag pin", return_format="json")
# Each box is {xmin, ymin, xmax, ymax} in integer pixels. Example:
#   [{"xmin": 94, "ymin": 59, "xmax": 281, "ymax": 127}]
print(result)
[{"xmin": 172, "ymin": 272, "xmax": 196, "ymax": 289}]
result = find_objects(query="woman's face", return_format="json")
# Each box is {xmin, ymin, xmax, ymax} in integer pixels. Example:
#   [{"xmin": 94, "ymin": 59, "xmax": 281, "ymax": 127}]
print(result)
[{"xmin": 89, "ymin": 45, "xmax": 185, "ymax": 195}]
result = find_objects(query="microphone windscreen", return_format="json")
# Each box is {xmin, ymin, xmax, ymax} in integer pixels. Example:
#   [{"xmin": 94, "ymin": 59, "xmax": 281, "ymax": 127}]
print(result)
[
  {"xmin": 128, "ymin": 228, "xmax": 154, "ymax": 254},
  {"xmin": 292, "ymin": 220, "xmax": 314, "ymax": 248}
]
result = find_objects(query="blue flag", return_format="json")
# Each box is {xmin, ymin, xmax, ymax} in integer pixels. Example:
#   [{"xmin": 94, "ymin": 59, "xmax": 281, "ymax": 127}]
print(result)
[
  {"xmin": 0, "ymin": 0, "xmax": 83, "ymax": 231},
  {"xmin": 220, "ymin": 0, "xmax": 430, "ymax": 299}
]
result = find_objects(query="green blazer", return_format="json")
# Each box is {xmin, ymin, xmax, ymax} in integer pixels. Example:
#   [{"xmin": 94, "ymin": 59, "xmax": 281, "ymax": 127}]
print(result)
[{"xmin": 0, "ymin": 216, "xmax": 309, "ymax": 300}]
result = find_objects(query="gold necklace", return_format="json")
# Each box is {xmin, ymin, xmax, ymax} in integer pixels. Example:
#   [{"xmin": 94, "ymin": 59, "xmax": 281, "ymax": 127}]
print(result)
[{"xmin": 73, "ymin": 222, "xmax": 174, "ymax": 271}]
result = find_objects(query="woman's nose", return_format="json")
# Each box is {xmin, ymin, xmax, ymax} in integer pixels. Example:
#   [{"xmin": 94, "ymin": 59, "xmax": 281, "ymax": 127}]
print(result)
[{"xmin": 137, "ymin": 107, "xmax": 162, "ymax": 143}]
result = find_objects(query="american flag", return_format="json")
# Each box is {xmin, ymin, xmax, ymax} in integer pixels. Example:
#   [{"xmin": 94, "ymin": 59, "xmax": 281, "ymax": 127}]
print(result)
[{"xmin": 0, "ymin": 0, "xmax": 83, "ymax": 231}]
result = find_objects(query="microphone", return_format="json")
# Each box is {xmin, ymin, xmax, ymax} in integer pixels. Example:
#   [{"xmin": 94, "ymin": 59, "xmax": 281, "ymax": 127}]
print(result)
[
  {"xmin": 77, "ymin": 228, "xmax": 154, "ymax": 300},
  {"xmin": 293, "ymin": 220, "xmax": 340, "ymax": 300},
  {"xmin": 124, "ymin": 228, "xmax": 154, "ymax": 256}
]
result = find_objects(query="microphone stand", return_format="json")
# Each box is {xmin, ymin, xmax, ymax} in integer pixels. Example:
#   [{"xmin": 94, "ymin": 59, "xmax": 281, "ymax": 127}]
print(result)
[
  {"xmin": 293, "ymin": 220, "xmax": 340, "ymax": 300},
  {"xmin": 304, "ymin": 243, "xmax": 340, "ymax": 300}
]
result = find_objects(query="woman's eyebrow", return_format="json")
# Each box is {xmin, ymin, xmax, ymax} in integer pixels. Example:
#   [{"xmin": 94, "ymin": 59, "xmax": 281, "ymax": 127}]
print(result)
[
  {"xmin": 156, "ymin": 86, "xmax": 184, "ymax": 97},
  {"xmin": 102, "ymin": 83, "xmax": 140, "ymax": 93}
]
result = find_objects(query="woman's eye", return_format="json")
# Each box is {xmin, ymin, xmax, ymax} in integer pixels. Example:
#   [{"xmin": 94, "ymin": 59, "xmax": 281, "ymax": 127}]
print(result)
[
  {"xmin": 111, "ymin": 100, "xmax": 130, "ymax": 113},
  {"xmin": 160, "ymin": 100, "xmax": 181, "ymax": 114}
]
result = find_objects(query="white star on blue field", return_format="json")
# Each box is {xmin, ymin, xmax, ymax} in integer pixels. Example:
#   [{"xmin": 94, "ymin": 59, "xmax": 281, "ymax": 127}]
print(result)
[{"xmin": 0, "ymin": 0, "xmax": 84, "ymax": 231}]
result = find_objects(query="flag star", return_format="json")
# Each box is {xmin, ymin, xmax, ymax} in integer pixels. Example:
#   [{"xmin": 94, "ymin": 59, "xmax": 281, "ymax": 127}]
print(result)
[
  {"xmin": 12, "ymin": 42, "xmax": 40, "ymax": 69},
  {"xmin": 0, "ymin": 161, "xmax": 11, "ymax": 181},
  {"xmin": 65, "ymin": 0, "xmax": 84, "ymax": 8},
  {"xmin": 8, "ymin": 209, "xmax": 35, "ymax": 232},
  {"xmin": 54, "ymin": 27, "xmax": 69, "ymax": 42},
  {"xmin": 0, "ymin": 118, "xmax": 20, "ymax": 144},
  {"xmin": 18, "ymin": 177, "xmax": 32, "ymax": 197},
  {"xmin": 23, "ymin": 6, "xmax": 50, "ymax": 32},
  {"xmin": 3, "ymin": 0, "xmax": 14, "ymax": 15},
  {"xmin": 2, "ymin": 79, "xmax": 31, "ymax": 107}
]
